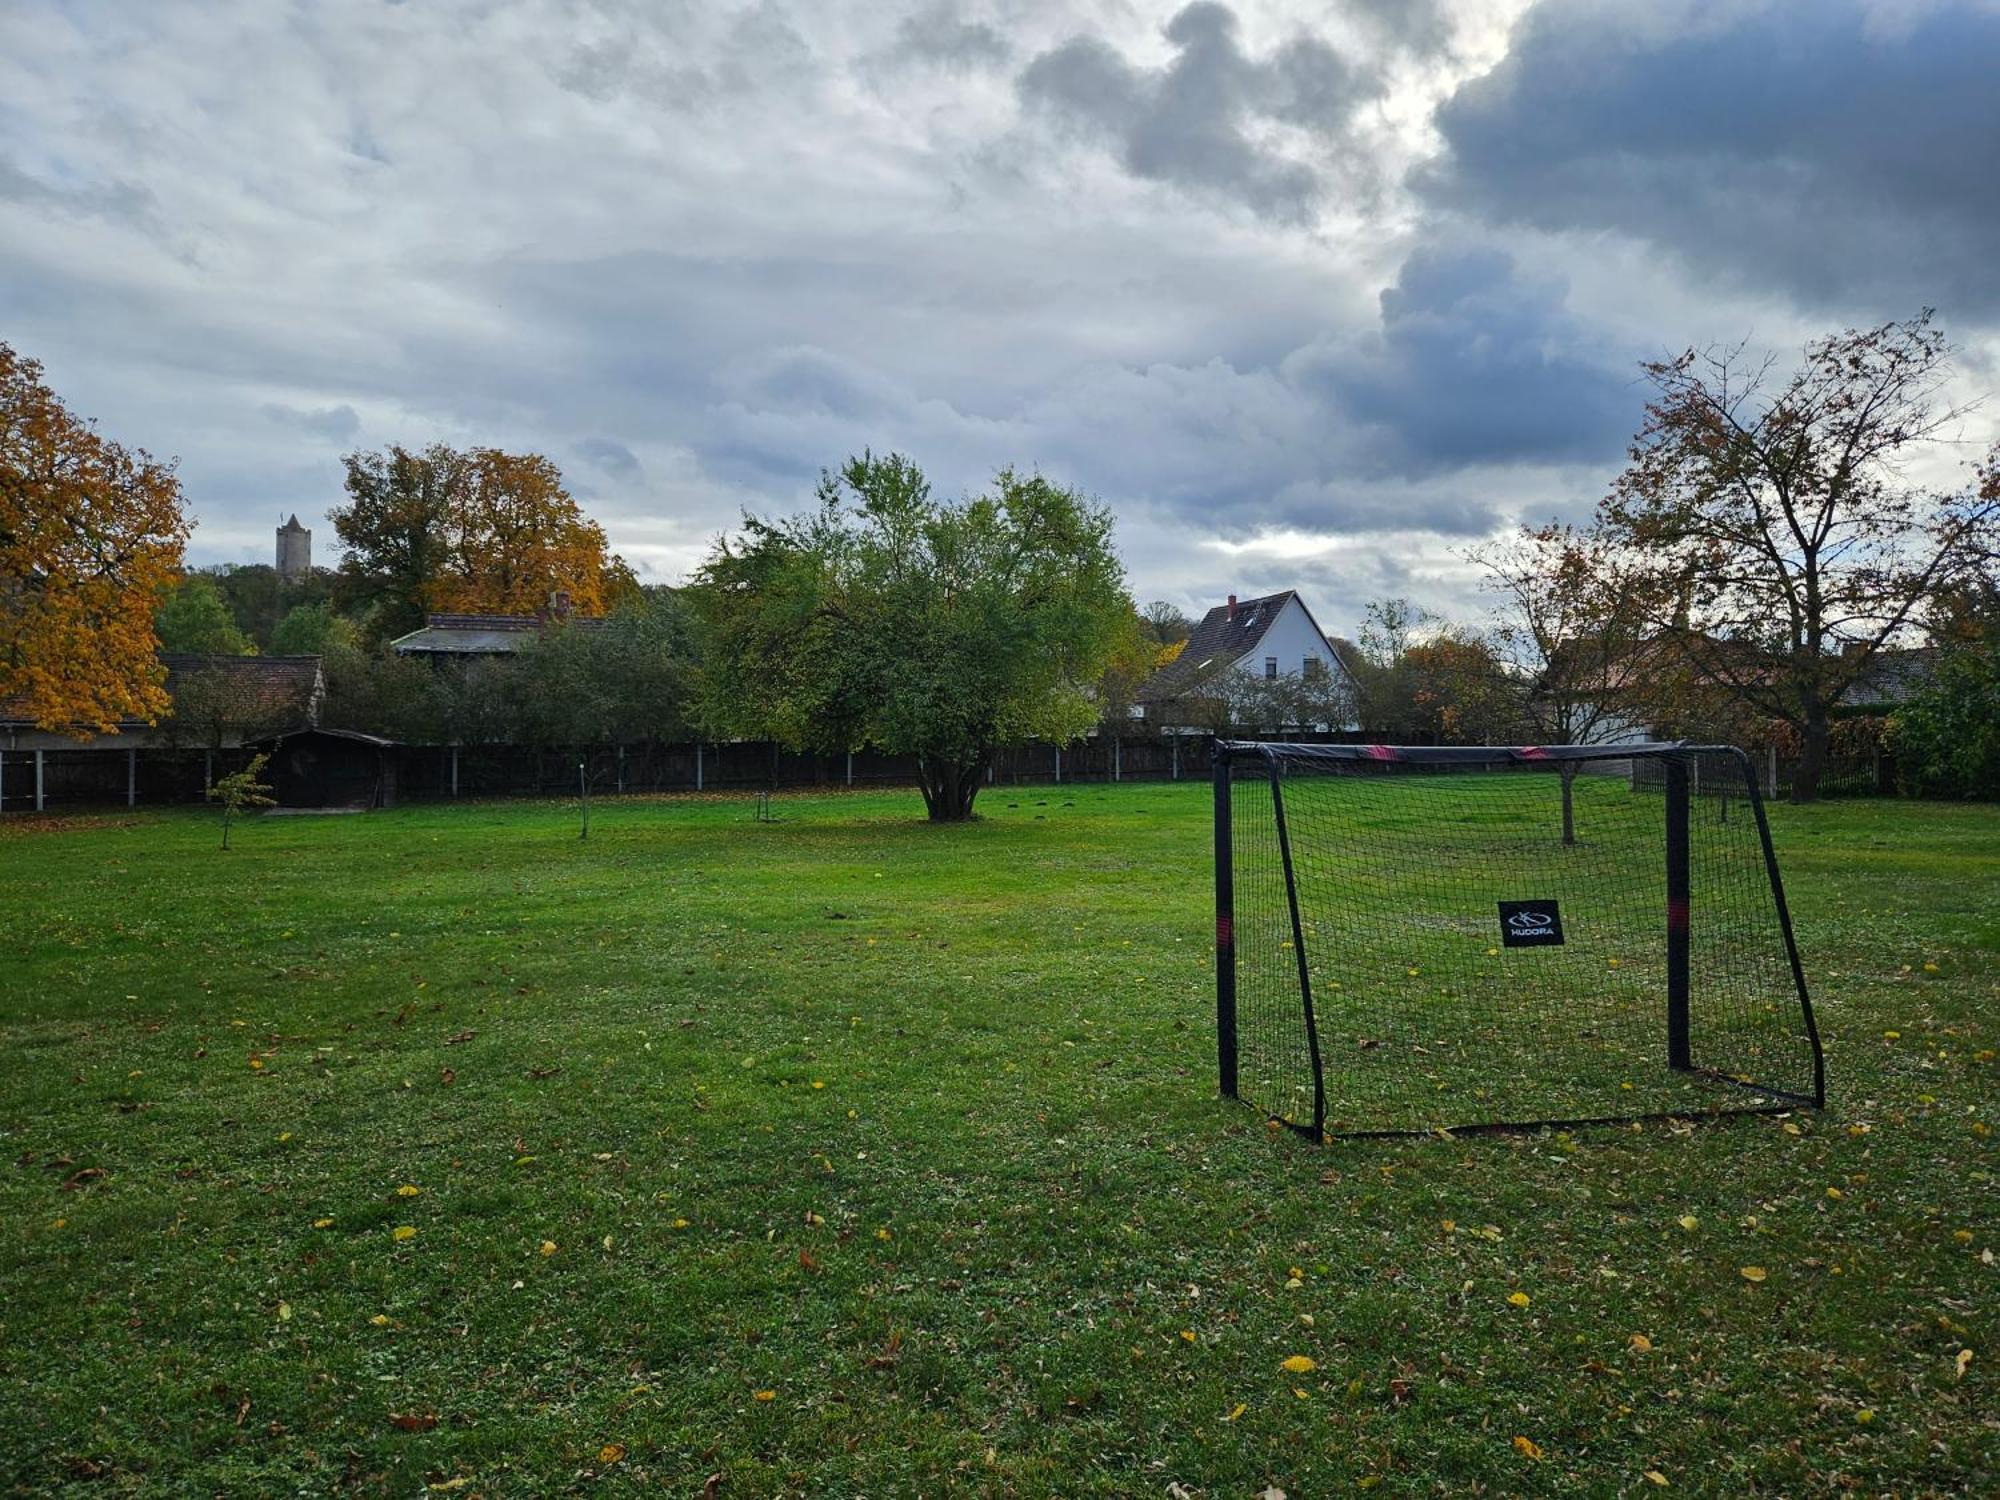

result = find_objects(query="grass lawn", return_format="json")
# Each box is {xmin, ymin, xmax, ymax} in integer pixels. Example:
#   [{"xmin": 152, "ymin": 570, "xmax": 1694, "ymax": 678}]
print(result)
[{"xmin": 0, "ymin": 782, "xmax": 1994, "ymax": 1495}]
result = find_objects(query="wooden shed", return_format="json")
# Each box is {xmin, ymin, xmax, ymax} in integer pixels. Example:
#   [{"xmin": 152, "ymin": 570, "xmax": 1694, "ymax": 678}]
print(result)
[{"xmin": 254, "ymin": 727, "xmax": 401, "ymax": 809}]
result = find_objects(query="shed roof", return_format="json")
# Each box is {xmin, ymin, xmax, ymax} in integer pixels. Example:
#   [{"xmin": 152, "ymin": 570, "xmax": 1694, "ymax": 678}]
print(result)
[
  {"xmin": 253, "ymin": 725, "xmax": 399, "ymax": 748},
  {"xmin": 389, "ymin": 612, "xmax": 608, "ymax": 656}
]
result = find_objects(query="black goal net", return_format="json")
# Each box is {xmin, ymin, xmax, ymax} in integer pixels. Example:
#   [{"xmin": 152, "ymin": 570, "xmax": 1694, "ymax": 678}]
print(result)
[{"xmin": 1214, "ymin": 742, "xmax": 1824, "ymax": 1137}]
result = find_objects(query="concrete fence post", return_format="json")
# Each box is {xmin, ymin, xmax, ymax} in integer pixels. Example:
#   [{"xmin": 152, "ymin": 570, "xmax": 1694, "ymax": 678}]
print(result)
[
  {"xmin": 127, "ymin": 747, "xmax": 136, "ymax": 807},
  {"xmin": 36, "ymin": 748, "xmax": 46, "ymax": 812}
]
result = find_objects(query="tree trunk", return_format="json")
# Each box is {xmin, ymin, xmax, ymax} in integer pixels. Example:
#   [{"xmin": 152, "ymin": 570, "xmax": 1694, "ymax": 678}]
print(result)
[
  {"xmin": 1791, "ymin": 704, "xmax": 1828, "ymax": 804},
  {"xmin": 1559, "ymin": 763, "xmax": 1576, "ymax": 846},
  {"xmin": 918, "ymin": 753, "xmax": 983, "ymax": 821}
]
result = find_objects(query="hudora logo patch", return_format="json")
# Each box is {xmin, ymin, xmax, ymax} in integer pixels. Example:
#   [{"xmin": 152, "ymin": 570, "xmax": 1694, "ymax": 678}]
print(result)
[{"xmin": 1497, "ymin": 899, "xmax": 1564, "ymax": 947}]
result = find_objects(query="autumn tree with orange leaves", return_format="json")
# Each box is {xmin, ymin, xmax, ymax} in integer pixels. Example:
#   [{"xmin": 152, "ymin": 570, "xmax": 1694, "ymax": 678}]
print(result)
[
  {"xmin": 332, "ymin": 444, "xmax": 636, "ymax": 640},
  {"xmin": 0, "ymin": 342, "xmax": 189, "ymax": 735}
]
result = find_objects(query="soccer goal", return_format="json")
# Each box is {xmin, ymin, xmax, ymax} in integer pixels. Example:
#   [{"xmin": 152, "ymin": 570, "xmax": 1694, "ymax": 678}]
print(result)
[{"xmin": 1214, "ymin": 742, "xmax": 1825, "ymax": 1137}]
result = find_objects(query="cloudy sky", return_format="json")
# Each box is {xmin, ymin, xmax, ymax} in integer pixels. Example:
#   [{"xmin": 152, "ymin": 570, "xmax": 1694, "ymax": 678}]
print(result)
[{"xmin": 4, "ymin": 0, "xmax": 1997, "ymax": 636}]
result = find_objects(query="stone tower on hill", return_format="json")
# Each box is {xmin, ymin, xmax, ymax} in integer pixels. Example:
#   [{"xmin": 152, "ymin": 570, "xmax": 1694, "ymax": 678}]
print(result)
[{"xmin": 276, "ymin": 514, "xmax": 311, "ymax": 580}]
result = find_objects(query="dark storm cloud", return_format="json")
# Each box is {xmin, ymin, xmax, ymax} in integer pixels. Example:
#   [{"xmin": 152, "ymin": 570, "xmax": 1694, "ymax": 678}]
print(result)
[
  {"xmin": 260, "ymin": 402, "xmax": 361, "ymax": 442},
  {"xmin": 882, "ymin": 5, "xmax": 1011, "ymax": 72},
  {"xmin": 574, "ymin": 436, "xmax": 642, "ymax": 480},
  {"xmin": 1425, "ymin": 0, "xmax": 2000, "ymax": 316},
  {"xmin": 0, "ymin": 154, "xmax": 155, "ymax": 229},
  {"xmin": 1017, "ymin": 2, "xmax": 1378, "ymax": 224},
  {"xmin": 1292, "ymin": 246, "xmax": 1634, "ymax": 474},
  {"xmin": 1345, "ymin": 0, "xmax": 1454, "ymax": 55}
]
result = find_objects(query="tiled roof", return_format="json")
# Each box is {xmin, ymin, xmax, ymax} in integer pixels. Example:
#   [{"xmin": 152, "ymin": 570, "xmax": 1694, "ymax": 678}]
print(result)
[
  {"xmin": 1840, "ymin": 647, "xmax": 1935, "ymax": 706},
  {"xmin": 161, "ymin": 654, "xmax": 324, "ymax": 723},
  {"xmin": 1137, "ymin": 591, "xmax": 1349, "ymax": 703},
  {"xmin": 2, "ymin": 654, "xmax": 323, "ymax": 731}
]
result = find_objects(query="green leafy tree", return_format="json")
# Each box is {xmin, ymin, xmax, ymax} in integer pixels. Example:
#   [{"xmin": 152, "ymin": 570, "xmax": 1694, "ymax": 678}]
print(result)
[
  {"xmin": 154, "ymin": 575, "xmax": 254, "ymax": 656},
  {"xmin": 510, "ymin": 589, "xmax": 691, "ymax": 749},
  {"xmin": 208, "ymin": 752, "xmax": 275, "ymax": 849},
  {"xmin": 207, "ymin": 562, "xmax": 340, "ymax": 649},
  {"xmin": 330, "ymin": 445, "xmax": 462, "ymax": 640},
  {"xmin": 690, "ymin": 453, "xmax": 1131, "ymax": 821},
  {"xmin": 317, "ymin": 641, "xmax": 450, "ymax": 743},
  {"xmin": 1888, "ymin": 604, "xmax": 2000, "ymax": 798},
  {"xmin": 270, "ymin": 600, "xmax": 358, "ymax": 657}
]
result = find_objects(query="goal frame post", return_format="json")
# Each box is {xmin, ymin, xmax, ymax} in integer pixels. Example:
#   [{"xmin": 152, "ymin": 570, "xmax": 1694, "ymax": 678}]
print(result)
[{"xmin": 1212, "ymin": 740, "xmax": 1826, "ymax": 1137}]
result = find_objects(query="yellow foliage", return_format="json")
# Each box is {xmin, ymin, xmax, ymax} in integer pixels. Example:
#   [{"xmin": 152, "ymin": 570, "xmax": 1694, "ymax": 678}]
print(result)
[
  {"xmin": 0, "ymin": 342, "xmax": 189, "ymax": 735},
  {"xmin": 429, "ymin": 448, "xmax": 636, "ymax": 616}
]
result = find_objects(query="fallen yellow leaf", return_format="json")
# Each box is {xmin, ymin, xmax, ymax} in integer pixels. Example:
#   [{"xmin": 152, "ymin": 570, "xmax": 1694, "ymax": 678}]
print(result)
[
  {"xmin": 1677, "ymin": 1215, "xmax": 1698, "ymax": 1231},
  {"xmin": 1955, "ymin": 1348, "xmax": 1973, "ymax": 1379},
  {"xmin": 1280, "ymin": 1355, "xmax": 1316, "ymax": 1374},
  {"xmin": 1224, "ymin": 1402, "xmax": 1246, "ymax": 1422},
  {"xmin": 1642, "ymin": 1470, "xmax": 1669, "ymax": 1487},
  {"xmin": 1855, "ymin": 1408, "xmax": 1875, "ymax": 1424},
  {"xmin": 753, "ymin": 1389, "xmax": 775, "ymax": 1402},
  {"xmin": 313, "ymin": 1217, "xmax": 333, "ymax": 1229},
  {"xmin": 370, "ymin": 1314, "xmax": 390, "ymax": 1327},
  {"xmin": 397, "ymin": 1184, "xmax": 421, "ymax": 1198},
  {"xmin": 1629, "ymin": 1333, "xmax": 1653, "ymax": 1353},
  {"xmin": 540, "ymin": 1240, "xmax": 558, "ymax": 1256},
  {"xmin": 1507, "ymin": 1292, "xmax": 1531, "ymax": 1308},
  {"xmin": 598, "ymin": 1443, "xmax": 626, "ymax": 1464},
  {"xmin": 392, "ymin": 1226, "xmax": 416, "ymax": 1242},
  {"xmin": 1512, "ymin": 1435, "xmax": 1544, "ymax": 1461},
  {"xmin": 1739, "ymin": 1266, "xmax": 1767, "ymax": 1282}
]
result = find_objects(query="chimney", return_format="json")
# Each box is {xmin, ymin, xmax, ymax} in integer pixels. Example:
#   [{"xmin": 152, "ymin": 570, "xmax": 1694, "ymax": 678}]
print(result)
[{"xmin": 1226, "ymin": 594, "xmax": 1237, "ymax": 621}]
